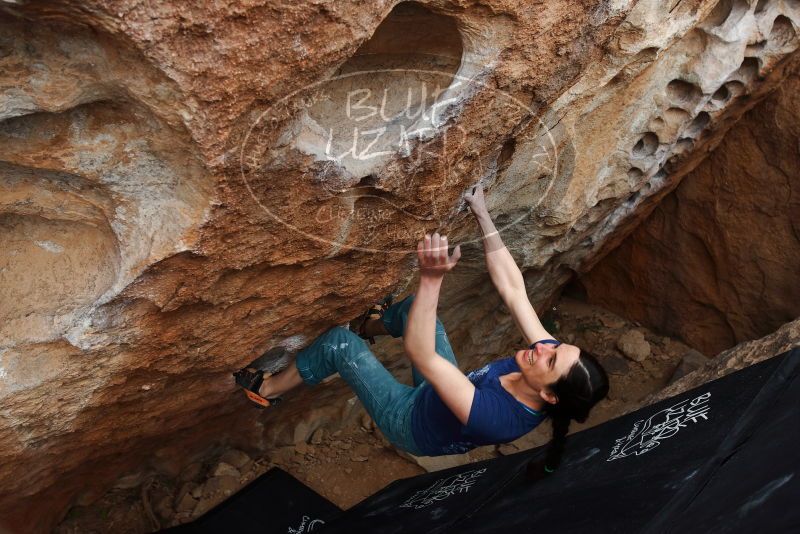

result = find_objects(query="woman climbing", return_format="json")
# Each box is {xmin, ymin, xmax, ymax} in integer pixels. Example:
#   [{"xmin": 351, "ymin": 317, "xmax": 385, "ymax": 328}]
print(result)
[{"xmin": 234, "ymin": 183, "xmax": 608, "ymax": 475}]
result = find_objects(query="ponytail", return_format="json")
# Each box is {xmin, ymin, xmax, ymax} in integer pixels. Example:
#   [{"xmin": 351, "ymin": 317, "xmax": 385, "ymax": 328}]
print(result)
[
  {"xmin": 543, "ymin": 412, "xmax": 571, "ymax": 471},
  {"xmin": 526, "ymin": 410, "xmax": 570, "ymax": 481},
  {"xmin": 526, "ymin": 350, "xmax": 608, "ymax": 481}
]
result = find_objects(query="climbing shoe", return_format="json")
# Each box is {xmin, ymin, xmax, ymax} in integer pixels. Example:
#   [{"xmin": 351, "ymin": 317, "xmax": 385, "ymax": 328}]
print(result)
[
  {"xmin": 233, "ymin": 347, "xmax": 288, "ymax": 408},
  {"xmin": 350, "ymin": 294, "xmax": 394, "ymax": 345}
]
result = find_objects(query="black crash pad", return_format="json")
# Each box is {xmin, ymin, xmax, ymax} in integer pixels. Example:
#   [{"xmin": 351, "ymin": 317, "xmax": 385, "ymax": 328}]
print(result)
[
  {"xmin": 166, "ymin": 467, "xmax": 339, "ymax": 533},
  {"xmin": 169, "ymin": 349, "xmax": 799, "ymax": 533},
  {"xmin": 323, "ymin": 348, "xmax": 799, "ymax": 534}
]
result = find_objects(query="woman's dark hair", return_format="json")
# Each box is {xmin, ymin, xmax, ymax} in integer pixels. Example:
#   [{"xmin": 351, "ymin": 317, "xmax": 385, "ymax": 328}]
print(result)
[{"xmin": 527, "ymin": 350, "xmax": 609, "ymax": 480}]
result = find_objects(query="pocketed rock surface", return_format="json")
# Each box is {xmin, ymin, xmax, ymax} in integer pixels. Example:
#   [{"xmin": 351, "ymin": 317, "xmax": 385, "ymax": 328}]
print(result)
[{"xmin": 3, "ymin": 1, "xmax": 800, "ymax": 531}]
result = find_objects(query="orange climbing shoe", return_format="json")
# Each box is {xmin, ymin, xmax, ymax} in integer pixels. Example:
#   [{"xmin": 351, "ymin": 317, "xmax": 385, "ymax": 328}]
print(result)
[{"xmin": 233, "ymin": 347, "xmax": 287, "ymax": 408}]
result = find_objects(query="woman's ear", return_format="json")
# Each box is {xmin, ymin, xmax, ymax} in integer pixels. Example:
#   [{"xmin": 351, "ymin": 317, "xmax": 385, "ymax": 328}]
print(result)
[{"xmin": 540, "ymin": 387, "xmax": 559, "ymax": 405}]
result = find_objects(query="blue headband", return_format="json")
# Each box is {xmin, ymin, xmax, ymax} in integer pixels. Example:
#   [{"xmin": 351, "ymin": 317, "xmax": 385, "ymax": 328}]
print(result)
[{"xmin": 529, "ymin": 338, "xmax": 561, "ymax": 349}]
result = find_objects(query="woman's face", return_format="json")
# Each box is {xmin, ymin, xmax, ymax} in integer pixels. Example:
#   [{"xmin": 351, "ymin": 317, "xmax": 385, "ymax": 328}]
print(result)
[{"xmin": 514, "ymin": 341, "xmax": 581, "ymax": 403}]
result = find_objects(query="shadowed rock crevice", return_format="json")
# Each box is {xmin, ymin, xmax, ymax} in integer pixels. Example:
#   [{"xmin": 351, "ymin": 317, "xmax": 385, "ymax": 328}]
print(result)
[{"xmin": 579, "ymin": 73, "xmax": 800, "ymax": 355}]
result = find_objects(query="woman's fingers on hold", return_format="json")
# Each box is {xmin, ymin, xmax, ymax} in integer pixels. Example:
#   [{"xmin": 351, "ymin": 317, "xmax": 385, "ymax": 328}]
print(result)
[
  {"xmin": 423, "ymin": 233, "xmax": 432, "ymax": 262},
  {"xmin": 417, "ymin": 232, "xmax": 459, "ymax": 271},
  {"xmin": 451, "ymin": 244, "xmax": 462, "ymax": 263}
]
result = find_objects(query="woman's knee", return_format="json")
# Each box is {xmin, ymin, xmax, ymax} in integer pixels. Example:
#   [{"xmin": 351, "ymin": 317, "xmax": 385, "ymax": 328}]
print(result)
[
  {"xmin": 320, "ymin": 326, "xmax": 367, "ymax": 353},
  {"xmin": 323, "ymin": 325, "xmax": 358, "ymax": 340}
]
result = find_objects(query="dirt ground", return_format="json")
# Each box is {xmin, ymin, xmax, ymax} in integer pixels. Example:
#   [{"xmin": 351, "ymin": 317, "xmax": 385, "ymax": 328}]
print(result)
[
  {"xmin": 54, "ymin": 414, "xmax": 425, "ymax": 533},
  {"xmin": 55, "ymin": 296, "xmax": 708, "ymax": 532}
]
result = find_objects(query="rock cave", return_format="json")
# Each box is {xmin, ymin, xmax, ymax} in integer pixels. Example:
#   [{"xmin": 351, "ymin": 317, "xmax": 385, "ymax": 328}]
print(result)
[{"xmin": 0, "ymin": 1, "xmax": 798, "ymax": 532}]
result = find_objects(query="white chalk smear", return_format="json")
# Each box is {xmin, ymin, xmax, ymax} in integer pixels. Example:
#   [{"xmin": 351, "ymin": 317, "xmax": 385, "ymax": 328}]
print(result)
[
  {"xmin": 574, "ymin": 447, "xmax": 601, "ymax": 463},
  {"xmin": 280, "ymin": 334, "xmax": 308, "ymax": 351},
  {"xmin": 739, "ymin": 474, "xmax": 794, "ymax": 517},
  {"xmin": 683, "ymin": 468, "xmax": 699, "ymax": 481},
  {"xmin": 34, "ymin": 240, "xmax": 64, "ymax": 253}
]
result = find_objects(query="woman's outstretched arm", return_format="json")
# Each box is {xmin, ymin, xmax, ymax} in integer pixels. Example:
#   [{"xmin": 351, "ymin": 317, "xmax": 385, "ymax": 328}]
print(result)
[
  {"xmin": 464, "ymin": 184, "xmax": 554, "ymax": 345},
  {"xmin": 403, "ymin": 233, "xmax": 475, "ymax": 425}
]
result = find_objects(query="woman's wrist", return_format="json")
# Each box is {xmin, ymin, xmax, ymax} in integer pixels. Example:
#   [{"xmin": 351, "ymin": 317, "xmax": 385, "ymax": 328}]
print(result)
[
  {"xmin": 419, "ymin": 272, "xmax": 445, "ymax": 286},
  {"xmin": 485, "ymin": 243, "xmax": 507, "ymax": 253},
  {"xmin": 474, "ymin": 211, "xmax": 496, "ymax": 233},
  {"xmin": 471, "ymin": 208, "xmax": 491, "ymax": 221}
]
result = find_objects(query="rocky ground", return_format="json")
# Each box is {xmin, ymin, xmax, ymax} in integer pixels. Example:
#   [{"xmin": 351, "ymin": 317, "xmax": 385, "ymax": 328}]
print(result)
[{"xmin": 54, "ymin": 296, "xmax": 713, "ymax": 532}]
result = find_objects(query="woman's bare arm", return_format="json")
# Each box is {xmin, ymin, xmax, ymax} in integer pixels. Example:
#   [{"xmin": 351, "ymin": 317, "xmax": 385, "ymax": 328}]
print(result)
[
  {"xmin": 403, "ymin": 233, "xmax": 475, "ymax": 425},
  {"xmin": 465, "ymin": 184, "xmax": 554, "ymax": 345}
]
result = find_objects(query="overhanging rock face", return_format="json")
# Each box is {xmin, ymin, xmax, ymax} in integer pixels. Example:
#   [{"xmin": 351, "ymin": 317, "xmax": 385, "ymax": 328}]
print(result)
[{"xmin": 1, "ymin": 1, "xmax": 799, "ymax": 531}]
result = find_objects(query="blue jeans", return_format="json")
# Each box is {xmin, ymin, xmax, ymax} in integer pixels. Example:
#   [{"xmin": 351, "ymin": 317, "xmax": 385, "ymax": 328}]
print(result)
[{"xmin": 294, "ymin": 295, "xmax": 457, "ymax": 455}]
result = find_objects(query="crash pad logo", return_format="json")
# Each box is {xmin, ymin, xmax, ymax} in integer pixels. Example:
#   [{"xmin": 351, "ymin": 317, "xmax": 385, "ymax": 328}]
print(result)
[
  {"xmin": 399, "ymin": 467, "xmax": 487, "ymax": 509},
  {"xmin": 607, "ymin": 392, "xmax": 711, "ymax": 461},
  {"xmin": 287, "ymin": 515, "xmax": 325, "ymax": 533}
]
